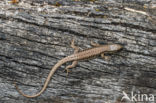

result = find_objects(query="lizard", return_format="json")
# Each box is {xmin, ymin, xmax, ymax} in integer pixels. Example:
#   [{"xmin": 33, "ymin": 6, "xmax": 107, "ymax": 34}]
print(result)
[{"xmin": 14, "ymin": 39, "xmax": 122, "ymax": 98}]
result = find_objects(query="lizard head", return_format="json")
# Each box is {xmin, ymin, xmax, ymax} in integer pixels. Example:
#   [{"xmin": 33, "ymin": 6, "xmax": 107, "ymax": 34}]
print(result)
[{"xmin": 109, "ymin": 44, "xmax": 123, "ymax": 51}]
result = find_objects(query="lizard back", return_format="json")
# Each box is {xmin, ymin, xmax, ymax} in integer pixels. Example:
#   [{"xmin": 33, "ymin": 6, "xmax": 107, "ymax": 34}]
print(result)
[{"xmin": 67, "ymin": 46, "xmax": 108, "ymax": 60}]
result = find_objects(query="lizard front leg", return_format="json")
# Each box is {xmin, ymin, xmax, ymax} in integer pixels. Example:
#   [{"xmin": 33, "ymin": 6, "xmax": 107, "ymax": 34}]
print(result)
[
  {"xmin": 91, "ymin": 41, "xmax": 100, "ymax": 47},
  {"xmin": 101, "ymin": 53, "xmax": 110, "ymax": 60},
  {"xmin": 64, "ymin": 39, "xmax": 79, "ymax": 75}
]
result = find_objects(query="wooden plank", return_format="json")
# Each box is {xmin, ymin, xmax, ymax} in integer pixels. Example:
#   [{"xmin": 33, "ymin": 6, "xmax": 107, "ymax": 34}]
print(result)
[{"xmin": 0, "ymin": 0, "xmax": 155, "ymax": 102}]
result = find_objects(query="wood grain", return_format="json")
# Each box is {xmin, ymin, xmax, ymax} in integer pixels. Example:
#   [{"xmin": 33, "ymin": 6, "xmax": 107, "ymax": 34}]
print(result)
[{"xmin": 0, "ymin": 0, "xmax": 155, "ymax": 102}]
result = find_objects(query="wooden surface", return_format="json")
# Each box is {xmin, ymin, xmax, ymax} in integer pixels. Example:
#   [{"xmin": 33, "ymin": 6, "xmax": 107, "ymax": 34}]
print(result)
[{"xmin": 0, "ymin": 0, "xmax": 156, "ymax": 103}]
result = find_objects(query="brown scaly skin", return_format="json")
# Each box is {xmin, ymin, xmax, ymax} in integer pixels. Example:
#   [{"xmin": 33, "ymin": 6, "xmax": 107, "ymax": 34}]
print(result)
[{"xmin": 14, "ymin": 39, "xmax": 122, "ymax": 98}]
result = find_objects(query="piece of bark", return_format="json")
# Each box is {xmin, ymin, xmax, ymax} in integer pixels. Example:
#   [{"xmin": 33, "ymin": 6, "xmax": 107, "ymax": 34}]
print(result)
[{"xmin": 0, "ymin": 0, "xmax": 156, "ymax": 103}]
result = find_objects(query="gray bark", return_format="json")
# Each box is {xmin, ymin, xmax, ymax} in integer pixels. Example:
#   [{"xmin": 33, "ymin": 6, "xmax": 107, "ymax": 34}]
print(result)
[{"xmin": 0, "ymin": 0, "xmax": 156, "ymax": 103}]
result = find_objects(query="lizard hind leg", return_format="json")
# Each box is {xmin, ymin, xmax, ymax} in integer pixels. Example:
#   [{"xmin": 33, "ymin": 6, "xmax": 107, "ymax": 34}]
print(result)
[
  {"xmin": 64, "ymin": 39, "xmax": 79, "ymax": 75},
  {"xmin": 64, "ymin": 60, "xmax": 78, "ymax": 75},
  {"xmin": 71, "ymin": 39, "xmax": 79, "ymax": 53}
]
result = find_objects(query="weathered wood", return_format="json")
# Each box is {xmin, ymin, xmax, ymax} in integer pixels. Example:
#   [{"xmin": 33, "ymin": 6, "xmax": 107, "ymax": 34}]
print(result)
[{"xmin": 0, "ymin": 0, "xmax": 156, "ymax": 103}]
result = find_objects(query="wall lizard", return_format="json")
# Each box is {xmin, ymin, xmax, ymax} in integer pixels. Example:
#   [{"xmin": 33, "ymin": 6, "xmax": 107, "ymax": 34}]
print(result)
[{"xmin": 14, "ymin": 39, "xmax": 122, "ymax": 98}]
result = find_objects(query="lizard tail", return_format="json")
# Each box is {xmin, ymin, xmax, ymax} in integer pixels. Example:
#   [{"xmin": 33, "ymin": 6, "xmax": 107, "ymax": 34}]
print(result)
[
  {"xmin": 14, "ymin": 82, "xmax": 45, "ymax": 98},
  {"xmin": 14, "ymin": 59, "xmax": 67, "ymax": 98}
]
